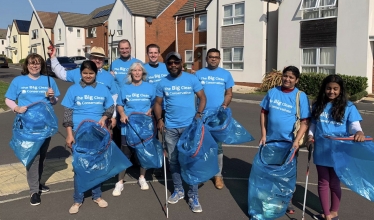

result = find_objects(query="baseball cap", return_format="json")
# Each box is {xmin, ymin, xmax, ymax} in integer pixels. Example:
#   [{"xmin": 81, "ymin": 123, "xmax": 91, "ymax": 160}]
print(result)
[{"xmin": 165, "ymin": 52, "xmax": 182, "ymax": 61}]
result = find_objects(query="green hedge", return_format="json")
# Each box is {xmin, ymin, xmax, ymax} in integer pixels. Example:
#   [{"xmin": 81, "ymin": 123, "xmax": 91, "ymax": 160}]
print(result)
[
  {"xmin": 296, "ymin": 73, "xmax": 368, "ymax": 96},
  {"xmin": 19, "ymin": 58, "xmax": 26, "ymax": 64},
  {"xmin": 6, "ymin": 58, "xmax": 13, "ymax": 64}
]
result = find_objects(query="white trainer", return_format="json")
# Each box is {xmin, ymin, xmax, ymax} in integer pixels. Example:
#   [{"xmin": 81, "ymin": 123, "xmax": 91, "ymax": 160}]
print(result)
[
  {"xmin": 112, "ymin": 182, "xmax": 124, "ymax": 196},
  {"xmin": 138, "ymin": 177, "xmax": 149, "ymax": 190}
]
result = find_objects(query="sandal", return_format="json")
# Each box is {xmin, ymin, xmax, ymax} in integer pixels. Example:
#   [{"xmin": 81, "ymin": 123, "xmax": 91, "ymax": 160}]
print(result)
[{"xmin": 286, "ymin": 203, "xmax": 295, "ymax": 214}]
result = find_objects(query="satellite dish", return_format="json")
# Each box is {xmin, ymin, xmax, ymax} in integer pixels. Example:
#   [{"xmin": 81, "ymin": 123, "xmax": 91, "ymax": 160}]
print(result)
[{"xmin": 146, "ymin": 17, "xmax": 153, "ymax": 23}]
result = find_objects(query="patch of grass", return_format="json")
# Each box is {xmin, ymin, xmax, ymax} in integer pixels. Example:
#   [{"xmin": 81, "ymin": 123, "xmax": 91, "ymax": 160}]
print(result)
[{"xmin": 0, "ymin": 80, "xmax": 10, "ymax": 110}]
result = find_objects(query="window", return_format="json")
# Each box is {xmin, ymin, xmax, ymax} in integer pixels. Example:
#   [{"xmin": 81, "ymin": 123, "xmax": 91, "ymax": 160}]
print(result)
[
  {"xmin": 300, "ymin": 0, "xmax": 338, "ymax": 20},
  {"xmin": 301, "ymin": 47, "xmax": 335, "ymax": 74},
  {"xmin": 112, "ymin": 47, "xmax": 119, "ymax": 59},
  {"xmin": 56, "ymin": 48, "xmax": 60, "ymax": 56},
  {"xmin": 77, "ymin": 29, "xmax": 81, "ymax": 38},
  {"xmin": 1, "ymin": 40, "xmax": 3, "ymax": 45},
  {"xmin": 86, "ymin": 27, "xmax": 97, "ymax": 38},
  {"xmin": 117, "ymin": 20, "xmax": 123, "ymax": 36},
  {"xmin": 13, "ymin": 35, "xmax": 17, "ymax": 43},
  {"xmin": 32, "ymin": 48, "xmax": 37, "ymax": 54},
  {"xmin": 185, "ymin": 50, "xmax": 193, "ymax": 69},
  {"xmin": 199, "ymin": 15, "xmax": 207, "ymax": 31},
  {"xmin": 185, "ymin": 17, "xmax": 193, "ymax": 32},
  {"xmin": 223, "ymin": 47, "xmax": 244, "ymax": 70},
  {"xmin": 31, "ymin": 29, "xmax": 38, "ymax": 39},
  {"xmin": 58, "ymin": 29, "xmax": 61, "ymax": 40},
  {"xmin": 2, "ymin": 51, "xmax": 4, "ymax": 55},
  {"xmin": 223, "ymin": 2, "xmax": 244, "ymax": 26}
]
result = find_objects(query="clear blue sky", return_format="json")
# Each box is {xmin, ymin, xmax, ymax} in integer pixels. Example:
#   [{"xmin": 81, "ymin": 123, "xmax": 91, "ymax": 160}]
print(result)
[{"xmin": 0, "ymin": 0, "xmax": 115, "ymax": 29}]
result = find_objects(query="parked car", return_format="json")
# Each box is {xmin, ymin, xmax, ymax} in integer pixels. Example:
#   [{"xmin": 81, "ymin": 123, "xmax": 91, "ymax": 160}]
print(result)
[
  {"xmin": 0, "ymin": 57, "xmax": 9, "ymax": 68},
  {"xmin": 45, "ymin": 57, "xmax": 78, "ymax": 76},
  {"xmin": 69, "ymin": 56, "xmax": 88, "ymax": 65}
]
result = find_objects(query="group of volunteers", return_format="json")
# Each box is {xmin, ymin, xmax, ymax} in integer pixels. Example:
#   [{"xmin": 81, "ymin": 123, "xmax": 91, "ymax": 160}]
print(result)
[
  {"xmin": 259, "ymin": 66, "xmax": 366, "ymax": 220},
  {"xmin": 4, "ymin": 40, "xmax": 235, "ymax": 215},
  {"xmin": 5, "ymin": 37, "xmax": 367, "ymax": 219}
]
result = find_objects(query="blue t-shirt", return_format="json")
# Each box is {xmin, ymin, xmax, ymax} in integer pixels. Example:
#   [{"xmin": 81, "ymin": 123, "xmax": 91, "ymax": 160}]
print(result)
[
  {"xmin": 195, "ymin": 67, "xmax": 234, "ymax": 109},
  {"xmin": 110, "ymin": 57, "xmax": 143, "ymax": 88},
  {"xmin": 260, "ymin": 86, "xmax": 311, "ymax": 142},
  {"xmin": 61, "ymin": 83, "xmax": 114, "ymax": 130},
  {"xmin": 117, "ymin": 82, "xmax": 155, "ymax": 135},
  {"xmin": 66, "ymin": 68, "xmax": 118, "ymax": 95},
  {"xmin": 312, "ymin": 102, "xmax": 362, "ymax": 167},
  {"xmin": 156, "ymin": 72, "xmax": 203, "ymax": 128},
  {"xmin": 144, "ymin": 62, "xmax": 168, "ymax": 86},
  {"xmin": 5, "ymin": 75, "xmax": 60, "ymax": 107}
]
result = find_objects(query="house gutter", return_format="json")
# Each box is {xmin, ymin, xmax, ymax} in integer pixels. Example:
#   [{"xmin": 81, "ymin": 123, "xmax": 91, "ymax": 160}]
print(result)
[
  {"xmin": 175, "ymin": 16, "xmax": 178, "ymax": 52},
  {"xmin": 216, "ymin": 0, "xmax": 219, "ymax": 48}
]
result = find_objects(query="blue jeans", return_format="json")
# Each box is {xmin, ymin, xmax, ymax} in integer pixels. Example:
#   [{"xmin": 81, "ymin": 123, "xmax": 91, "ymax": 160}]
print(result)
[
  {"xmin": 165, "ymin": 127, "xmax": 198, "ymax": 198},
  {"xmin": 73, "ymin": 174, "xmax": 102, "ymax": 203}
]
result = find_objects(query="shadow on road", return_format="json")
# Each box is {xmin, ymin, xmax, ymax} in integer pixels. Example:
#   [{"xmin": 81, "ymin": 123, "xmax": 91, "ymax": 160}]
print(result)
[
  {"xmin": 46, "ymin": 145, "xmax": 71, "ymax": 159},
  {"xmin": 291, "ymin": 184, "xmax": 322, "ymax": 218}
]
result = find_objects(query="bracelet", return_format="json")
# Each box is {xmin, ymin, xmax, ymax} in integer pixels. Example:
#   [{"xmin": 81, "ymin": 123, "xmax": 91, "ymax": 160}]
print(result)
[{"xmin": 157, "ymin": 117, "xmax": 163, "ymax": 123}]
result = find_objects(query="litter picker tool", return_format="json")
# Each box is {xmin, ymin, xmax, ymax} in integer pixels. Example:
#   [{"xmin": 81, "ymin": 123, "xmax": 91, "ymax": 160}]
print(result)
[
  {"xmin": 162, "ymin": 130, "xmax": 169, "ymax": 218},
  {"xmin": 324, "ymin": 136, "xmax": 373, "ymax": 141},
  {"xmin": 27, "ymin": 0, "xmax": 53, "ymax": 45},
  {"xmin": 301, "ymin": 141, "xmax": 314, "ymax": 220},
  {"xmin": 127, "ymin": 121, "xmax": 146, "ymax": 148},
  {"xmin": 41, "ymin": 38, "xmax": 51, "ymax": 87}
]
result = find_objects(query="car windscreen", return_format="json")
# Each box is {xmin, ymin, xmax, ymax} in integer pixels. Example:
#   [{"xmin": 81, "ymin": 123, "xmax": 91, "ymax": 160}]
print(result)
[{"xmin": 57, "ymin": 57, "xmax": 74, "ymax": 63}]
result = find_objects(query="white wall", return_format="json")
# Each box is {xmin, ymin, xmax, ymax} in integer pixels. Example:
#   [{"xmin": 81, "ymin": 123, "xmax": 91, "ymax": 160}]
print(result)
[
  {"xmin": 0, "ymin": 37, "xmax": 6, "ymax": 56},
  {"xmin": 336, "ymin": 0, "xmax": 372, "ymax": 92},
  {"xmin": 29, "ymin": 14, "xmax": 52, "ymax": 58},
  {"xmin": 65, "ymin": 26, "xmax": 85, "ymax": 57},
  {"xmin": 108, "ymin": 0, "xmax": 134, "ymax": 58},
  {"xmin": 277, "ymin": 0, "xmax": 302, "ymax": 69},
  {"xmin": 134, "ymin": 16, "xmax": 145, "ymax": 62},
  {"xmin": 207, "ymin": 0, "xmax": 277, "ymax": 84},
  {"xmin": 6, "ymin": 26, "xmax": 11, "ymax": 58},
  {"xmin": 53, "ymin": 15, "xmax": 66, "ymax": 56}
]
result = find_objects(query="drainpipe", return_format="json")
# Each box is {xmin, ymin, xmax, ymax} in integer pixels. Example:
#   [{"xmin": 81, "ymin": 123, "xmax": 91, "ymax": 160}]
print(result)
[
  {"xmin": 175, "ymin": 16, "xmax": 178, "ymax": 52},
  {"xmin": 216, "ymin": 0, "xmax": 219, "ymax": 49},
  {"xmin": 20, "ymin": 35, "xmax": 22, "ymax": 62},
  {"xmin": 266, "ymin": 0, "xmax": 269, "ymax": 73},
  {"xmin": 133, "ymin": 16, "xmax": 136, "ymax": 58}
]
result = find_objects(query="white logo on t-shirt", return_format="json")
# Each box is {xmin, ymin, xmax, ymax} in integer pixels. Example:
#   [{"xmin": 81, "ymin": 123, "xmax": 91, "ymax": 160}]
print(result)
[
  {"xmin": 76, "ymin": 101, "xmax": 82, "ymax": 106},
  {"xmin": 22, "ymin": 90, "xmax": 26, "ymax": 94}
]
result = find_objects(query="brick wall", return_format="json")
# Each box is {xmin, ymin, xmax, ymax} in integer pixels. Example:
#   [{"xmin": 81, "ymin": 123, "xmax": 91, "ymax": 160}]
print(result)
[
  {"xmin": 177, "ymin": 14, "xmax": 207, "ymax": 71},
  {"xmin": 85, "ymin": 21, "xmax": 109, "ymax": 56},
  {"xmin": 144, "ymin": 0, "xmax": 189, "ymax": 62}
]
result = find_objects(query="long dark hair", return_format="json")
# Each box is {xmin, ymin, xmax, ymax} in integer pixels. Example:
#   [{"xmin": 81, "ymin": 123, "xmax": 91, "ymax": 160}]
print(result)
[
  {"xmin": 312, "ymin": 75, "xmax": 347, "ymax": 122},
  {"xmin": 80, "ymin": 60, "xmax": 98, "ymax": 74}
]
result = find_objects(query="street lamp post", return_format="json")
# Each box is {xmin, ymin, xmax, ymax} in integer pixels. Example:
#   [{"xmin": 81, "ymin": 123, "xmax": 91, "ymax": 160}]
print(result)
[{"xmin": 109, "ymin": 29, "xmax": 115, "ymax": 71}]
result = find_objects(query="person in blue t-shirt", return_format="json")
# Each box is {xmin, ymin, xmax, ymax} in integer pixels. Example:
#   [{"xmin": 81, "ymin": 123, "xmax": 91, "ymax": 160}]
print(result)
[
  {"xmin": 259, "ymin": 66, "xmax": 311, "ymax": 214},
  {"xmin": 154, "ymin": 52, "xmax": 206, "ymax": 213},
  {"xmin": 50, "ymin": 46, "xmax": 118, "ymax": 130},
  {"xmin": 110, "ymin": 39, "xmax": 142, "ymax": 88},
  {"xmin": 61, "ymin": 60, "xmax": 114, "ymax": 214},
  {"xmin": 307, "ymin": 75, "xmax": 365, "ymax": 220},
  {"xmin": 195, "ymin": 48, "xmax": 235, "ymax": 190},
  {"xmin": 5, "ymin": 53, "xmax": 60, "ymax": 206},
  {"xmin": 112, "ymin": 62, "xmax": 155, "ymax": 196}
]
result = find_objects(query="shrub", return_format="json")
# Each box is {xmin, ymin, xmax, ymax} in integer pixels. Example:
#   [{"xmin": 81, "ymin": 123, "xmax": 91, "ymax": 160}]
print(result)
[
  {"xmin": 19, "ymin": 58, "xmax": 26, "ymax": 64},
  {"xmin": 6, "ymin": 58, "xmax": 13, "ymax": 64},
  {"xmin": 102, "ymin": 64, "xmax": 109, "ymax": 71},
  {"xmin": 349, "ymin": 91, "xmax": 368, "ymax": 102},
  {"xmin": 260, "ymin": 69, "xmax": 282, "ymax": 92},
  {"xmin": 261, "ymin": 71, "xmax": 368, "ymax": 97}
]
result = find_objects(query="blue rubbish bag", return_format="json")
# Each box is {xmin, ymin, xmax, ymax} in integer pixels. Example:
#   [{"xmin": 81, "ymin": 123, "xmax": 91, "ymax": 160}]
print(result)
[
  {"xmin": 73, "ymin": 120, "xmax": 132, "ymax": 193},
  {"xmin": 9, "ymin": 102, "xmax": 58, "ymax": 167},
  {"xmin": 204, "ymin": 107, "xmax": 254, "ymax": 144},
  {"xmin": 125, "ymin": 113, "xmax": 163, "ymax": 169},
  {"xmin": 124, "ymin": 113, "xmax": 156, "ymax": 147},
  {"xmin": 248, "ymin": 141, "xmax": 296, "ymax": 220},
  {"xmin": 328, "ymin": 136, "xmax": 374, "ymax": 201},
  {"xmin": 177, "ymin": 118, "xmax": 219, "ymax": 185}
]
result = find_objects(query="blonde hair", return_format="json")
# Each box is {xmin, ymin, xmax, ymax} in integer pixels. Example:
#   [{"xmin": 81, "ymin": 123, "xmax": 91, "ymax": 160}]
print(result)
[{"xmin": 125, "ymin": 62, "xmax": 148, "ymax": 84}]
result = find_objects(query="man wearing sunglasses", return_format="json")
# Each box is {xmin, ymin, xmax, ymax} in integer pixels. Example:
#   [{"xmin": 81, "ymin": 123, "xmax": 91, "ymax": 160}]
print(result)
[
  {"xmin": 195, "ymin": 48, "xmax": 234, "ymax": 190},
  {"xmin": 154, "ymin": 52, "xmax": 206, "ymax": 213}
]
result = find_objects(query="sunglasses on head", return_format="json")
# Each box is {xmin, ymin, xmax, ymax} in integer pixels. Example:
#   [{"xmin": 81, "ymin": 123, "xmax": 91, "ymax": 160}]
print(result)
[{"xmin": 167, "ymin": 60, "xmax": 181, "ymax": 65}]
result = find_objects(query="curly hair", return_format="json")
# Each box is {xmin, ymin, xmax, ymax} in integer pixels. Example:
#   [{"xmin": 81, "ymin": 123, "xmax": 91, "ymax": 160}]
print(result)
[{"xmin": 311, "ymin": 75, "xmax": 347, "ymax": 122}]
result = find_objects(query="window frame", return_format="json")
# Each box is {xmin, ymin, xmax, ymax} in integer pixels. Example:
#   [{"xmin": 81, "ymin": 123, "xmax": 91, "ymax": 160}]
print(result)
[
  {"xmin": 185, "ymin": 17, "xmax": 193, "ymax": 33},
  {"xmin": 198, "ymin": 14, "xmax": 207, "ymax": 32},
  {"xmin": 77, "ymin": 29, "xmax": 81, "ymax": 38},
  {"xmin": 58, "ymin": 29, "xmax": 61, "ymax": 41},
  {"xmin": 184, "ymin": 50, "xmax": 193, "ymax": 69},
  {"xmin": 31, "ymin": 29, "xmax": 38, "ymax": 39},
  {"xmin": 13, "ymin": 35, "xmax": 17, "ymax": 43},
  {"xmin": 222, "ymin": 47, "xmax": 244, "ymax": 70},
  {"xmin": 117, "ymin": 19, "xmax": 123, "ymax": 36},
  {"xmin": 223, "ymin": 2, "xmax": 245, "ymax": 26},
  {"xmin": 301, "ymin": 47, "xmax": 336, "ymax": 74},
  {"xmin": 300, "ymin": 0, "xmax": 338, "ymax": 20}
]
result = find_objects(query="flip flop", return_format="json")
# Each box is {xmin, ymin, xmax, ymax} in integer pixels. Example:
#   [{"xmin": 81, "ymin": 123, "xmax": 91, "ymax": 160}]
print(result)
[{"xmin": 286, "ymin": 203, "xmax": 295, "ymax": 214}]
